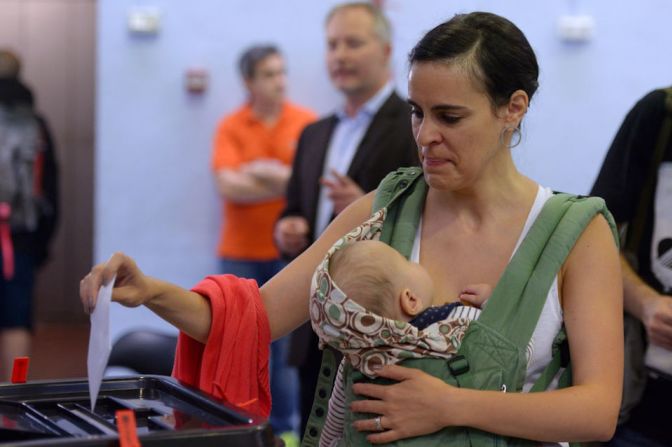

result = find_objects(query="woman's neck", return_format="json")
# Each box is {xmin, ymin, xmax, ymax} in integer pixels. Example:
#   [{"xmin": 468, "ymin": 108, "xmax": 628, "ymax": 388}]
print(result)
[{"xmin": 425, "ymin": 161, "xmax": 537, "ymax": 229}]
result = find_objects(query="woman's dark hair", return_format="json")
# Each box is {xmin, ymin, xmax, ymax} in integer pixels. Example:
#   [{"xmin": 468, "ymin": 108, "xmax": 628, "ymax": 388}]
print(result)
[
  {"xmin": 409, "ymin": 12, "xmax": 539, "ymax": 107},
  {"xmin": 238, "ymin": 45, "xmax": 280, "ymax": 80}
]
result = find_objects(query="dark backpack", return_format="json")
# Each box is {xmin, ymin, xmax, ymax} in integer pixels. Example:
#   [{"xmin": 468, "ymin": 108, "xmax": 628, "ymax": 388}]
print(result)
[{"xmin": 0, "ymin": 103, "xmax": 43, "ymax": 279}]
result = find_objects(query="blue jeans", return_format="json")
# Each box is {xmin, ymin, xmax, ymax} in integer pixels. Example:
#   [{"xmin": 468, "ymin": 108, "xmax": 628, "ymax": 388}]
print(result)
[
  {"xmin": 220, "ymin": 258, "xmax": 299, "ymax": 434},
  {"xmin": 0, "ymin": 252, "xmax": 35, "ymax": 330},
  {"xmin": 606, "ymin": 376, "xmax": 672, "ymax": 447}
]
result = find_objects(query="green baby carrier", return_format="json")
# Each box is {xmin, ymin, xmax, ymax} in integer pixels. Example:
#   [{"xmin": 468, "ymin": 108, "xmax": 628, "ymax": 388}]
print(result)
[{"xmin": 302, "ymin": 167, "xmax": 618, "ymax": 447}]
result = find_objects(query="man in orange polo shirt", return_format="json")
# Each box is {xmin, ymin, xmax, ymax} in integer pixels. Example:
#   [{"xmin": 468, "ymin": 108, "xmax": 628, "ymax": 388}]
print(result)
[{"xmin": 211, "ymin": 44, "xmax": 315, "ymax": 444}]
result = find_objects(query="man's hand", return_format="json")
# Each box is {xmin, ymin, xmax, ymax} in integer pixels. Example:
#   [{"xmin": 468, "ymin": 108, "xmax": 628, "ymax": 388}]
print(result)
[
  {"xmin": 621, "ymin": 255, "xmax": 672, "ymax": 349},
  {"xmin": 641, "ymin": 294, "xmax": 672, "ymax": 349},
  {"xmin": 320, "ymin": 169, "xmax": 364, "ymax": 215},
  {"xmin": 275, "ymin": 216, "xmax": 310, "ymax": 257}
]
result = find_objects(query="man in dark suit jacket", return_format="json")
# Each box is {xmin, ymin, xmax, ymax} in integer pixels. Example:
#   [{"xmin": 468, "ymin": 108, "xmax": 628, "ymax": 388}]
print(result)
[{"xmin": 274, "ymin": 3, "xmax": 419, "ymax": 436}]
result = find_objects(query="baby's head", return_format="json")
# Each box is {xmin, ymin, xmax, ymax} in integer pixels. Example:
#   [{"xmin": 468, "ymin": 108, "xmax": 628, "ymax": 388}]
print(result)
[{"xmin": 329, "ymin": 240, "xmax": 434, "ymax": 321}]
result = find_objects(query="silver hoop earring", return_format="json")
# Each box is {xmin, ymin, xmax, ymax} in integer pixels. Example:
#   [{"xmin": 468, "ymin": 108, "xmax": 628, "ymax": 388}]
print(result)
[
  {"xmin": 500, "ymin": 126, "xmax": 522, "ymax": 148},
  {"xmin": 510, "ymin": 127, "xmax": 522, "ymax": 148}
]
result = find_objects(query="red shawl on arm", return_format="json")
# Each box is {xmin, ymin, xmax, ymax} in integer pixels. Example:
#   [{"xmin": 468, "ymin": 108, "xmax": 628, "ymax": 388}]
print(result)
[{"xmin": 172, "ymin": 274, "xmax": 271, "ymax": 418}]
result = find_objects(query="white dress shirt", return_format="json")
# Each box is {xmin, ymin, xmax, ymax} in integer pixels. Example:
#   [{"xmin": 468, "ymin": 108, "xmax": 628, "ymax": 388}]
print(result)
[{"xmin": 314, "ymin": 82, "xmax": 395, "ymax": 237}]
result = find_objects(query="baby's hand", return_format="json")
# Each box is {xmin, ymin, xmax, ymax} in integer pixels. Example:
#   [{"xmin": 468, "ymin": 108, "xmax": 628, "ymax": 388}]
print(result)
[{"xmin": 459, "ymin": 283, "xmax": 492, "ymax": 308}]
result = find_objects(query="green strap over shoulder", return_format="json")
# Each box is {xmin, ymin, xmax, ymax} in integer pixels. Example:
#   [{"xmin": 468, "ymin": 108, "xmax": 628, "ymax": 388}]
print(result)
[
  {"xmin": 373, "ymin": 167, "xmax": 426, "ymax": 259},
  {"xmin": 479, "ymin": 193, "xmax": 619, "ymax": 349},
  {"xmin": 371, "ymin": 166, "xmax": 425, "ymax": 213}
]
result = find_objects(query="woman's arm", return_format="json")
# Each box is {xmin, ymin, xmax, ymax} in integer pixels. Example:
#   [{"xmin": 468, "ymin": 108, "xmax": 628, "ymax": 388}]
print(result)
[
  {"xmin": 80, "ymin": 193, "xmax": 375, "ymax": 343},
  {"xmin": 352, "ymin": 214, "xmax": 623, "ymax": 443},
  {"xmin": 262, "ymin": 192, "xmax": 374, "ymax": 340},
  {"xmin": 79, "ymin": 253, "xmax": 213, "ymax": 343}
]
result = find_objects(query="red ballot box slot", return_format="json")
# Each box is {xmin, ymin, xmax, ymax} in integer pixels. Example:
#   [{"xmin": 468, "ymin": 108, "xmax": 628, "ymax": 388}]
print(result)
[
  {"xmin": 116, "ymin": 409, "xmax": 141, "ymax": 447},
  {"xmin": 11, "ymin": 356, "xmax": 29, "ymax": 383}
]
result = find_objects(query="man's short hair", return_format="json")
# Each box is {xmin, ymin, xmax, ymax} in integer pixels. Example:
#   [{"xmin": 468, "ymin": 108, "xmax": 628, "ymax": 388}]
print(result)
[
  {"xmin": 325, "ymin": 2, "xmax": 392, "ymax": 44},
  {"xmin": 238, "ymin": 45, "xmax": 280, "ymax": 80},
  {"xmin": 0, "ymin": 49, "xmax": 21, "ymax": 79}
]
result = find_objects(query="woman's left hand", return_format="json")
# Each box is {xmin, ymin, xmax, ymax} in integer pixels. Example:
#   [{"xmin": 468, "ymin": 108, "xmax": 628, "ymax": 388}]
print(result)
[{"xmin": 351, "ymin": 364, "xmax": 456, "ymax": 444}]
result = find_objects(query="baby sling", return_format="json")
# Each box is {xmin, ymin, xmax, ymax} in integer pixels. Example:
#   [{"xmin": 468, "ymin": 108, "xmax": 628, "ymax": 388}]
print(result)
[{"xmin": 302, "ymin": 167, "xmax": 618, "ymax": 447}]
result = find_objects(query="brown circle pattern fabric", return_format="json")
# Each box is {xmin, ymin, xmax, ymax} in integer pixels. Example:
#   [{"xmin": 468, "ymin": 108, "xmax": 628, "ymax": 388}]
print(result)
[{"xmin": 309, "ymin": 208, "xmax": 475, "ymax": 378}]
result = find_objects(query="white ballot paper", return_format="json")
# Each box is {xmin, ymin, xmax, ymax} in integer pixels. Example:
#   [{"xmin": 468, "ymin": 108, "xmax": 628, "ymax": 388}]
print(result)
[{"xmin": 87, "ymin": 275, "xmax": 115, "ymax": 411}]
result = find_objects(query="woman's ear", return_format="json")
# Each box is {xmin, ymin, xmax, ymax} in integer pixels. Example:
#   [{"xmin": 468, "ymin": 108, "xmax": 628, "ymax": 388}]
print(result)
[
  {"xmin": 399, "ymin": 288, "xmax": 422, "ymax": 317},
  {"xmin": 505, "ymin": 89, "xmax": 529, "ymax": 127}
]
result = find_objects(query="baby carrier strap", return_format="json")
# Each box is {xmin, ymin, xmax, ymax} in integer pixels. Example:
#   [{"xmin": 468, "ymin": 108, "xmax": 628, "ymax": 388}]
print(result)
[
  {"xmin": 372, "ymin": 167, "xmax": 426, "ymax": 260},
  {"xmin": 478, "ymin": 193, "xmax": 618, "ymax": 349},
  {"xmin": 302, "ymin": 347, "xmax": 339, "ymax": 446},
  {"xmin": 456, "ymin": 193, "xmax": 618, "ymax": 416}
]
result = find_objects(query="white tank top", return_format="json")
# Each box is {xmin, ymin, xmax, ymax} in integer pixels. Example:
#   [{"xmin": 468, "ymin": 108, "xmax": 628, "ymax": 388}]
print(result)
[{"xmin": 410, "ymin": 185, "xmax": 563, "ymax": 390}]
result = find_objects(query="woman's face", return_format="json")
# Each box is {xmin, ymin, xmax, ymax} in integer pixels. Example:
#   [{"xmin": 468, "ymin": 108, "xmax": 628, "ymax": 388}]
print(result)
[{"xmin": 407, "ymin": 61, "xmax": 511, "ymax": 191}]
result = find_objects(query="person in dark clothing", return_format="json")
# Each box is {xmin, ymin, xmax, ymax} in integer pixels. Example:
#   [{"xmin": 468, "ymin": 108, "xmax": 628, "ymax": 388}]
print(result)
[
  {"xmin": 273, "ymin": 3, "xmax": 419, "ymax": 435},
  {"xmin": 591, "ymin": 88, "xmax": 672, "ymax": 447},
  {"xmin": 0, "ymin": 49, "xmax": 59, "ymax": 381}
]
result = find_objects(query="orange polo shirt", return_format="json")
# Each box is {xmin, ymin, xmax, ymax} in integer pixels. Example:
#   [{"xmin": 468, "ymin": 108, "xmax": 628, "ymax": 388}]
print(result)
[{"xmin": 212, "ymin": 102, "xmax": 316, "ymax": 260}]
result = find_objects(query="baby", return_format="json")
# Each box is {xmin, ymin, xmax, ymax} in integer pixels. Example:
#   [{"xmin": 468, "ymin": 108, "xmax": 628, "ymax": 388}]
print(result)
[
  {"xmin": 314, "ymin": 239, "xmax": 491, "ymax": 447},
  {"xmin": 328, "ymin": 239, "xmax": 490, "ymax": 329}
]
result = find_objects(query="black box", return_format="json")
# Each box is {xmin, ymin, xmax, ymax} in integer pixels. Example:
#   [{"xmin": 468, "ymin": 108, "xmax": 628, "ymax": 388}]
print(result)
[{"xmin": 0, "ymin": 375, "xmax": 275, "ymax": 446}]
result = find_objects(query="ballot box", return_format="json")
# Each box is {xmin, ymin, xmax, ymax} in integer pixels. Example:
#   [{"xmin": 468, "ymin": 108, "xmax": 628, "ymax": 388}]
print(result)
[{"xmin": 0, "ymin": 375, "xmax": 275, "ymax": 446}]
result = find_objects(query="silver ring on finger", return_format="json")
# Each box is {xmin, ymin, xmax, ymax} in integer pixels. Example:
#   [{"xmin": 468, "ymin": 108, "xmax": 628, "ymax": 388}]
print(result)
[{"xmin": 374, "ymin": 415, "xmax": 383, "ymax": 432}]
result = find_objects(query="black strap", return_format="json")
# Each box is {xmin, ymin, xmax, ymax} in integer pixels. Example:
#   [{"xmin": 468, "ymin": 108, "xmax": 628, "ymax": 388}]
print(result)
[{"xmin": 300, "ymin": 348, "xmax": 338, "ymax": 447}]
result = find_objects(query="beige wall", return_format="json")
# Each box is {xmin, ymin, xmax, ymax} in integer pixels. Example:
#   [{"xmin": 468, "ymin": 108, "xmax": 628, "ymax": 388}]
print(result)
[{"xmin": 0, "ymin": 0, "xmax": 95, "ymax": 323}]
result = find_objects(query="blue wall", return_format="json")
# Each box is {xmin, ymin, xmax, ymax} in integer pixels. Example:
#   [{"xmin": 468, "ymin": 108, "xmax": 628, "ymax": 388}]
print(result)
[{"xmin": 97, "ymin": 0, "xmax": 672, "ymax": 338}]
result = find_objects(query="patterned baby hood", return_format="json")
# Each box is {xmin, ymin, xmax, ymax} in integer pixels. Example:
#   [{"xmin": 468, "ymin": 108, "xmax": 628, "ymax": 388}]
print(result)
[{"xmin": 309, "ymin": 207, "xmax": 474, "ymax": 378}]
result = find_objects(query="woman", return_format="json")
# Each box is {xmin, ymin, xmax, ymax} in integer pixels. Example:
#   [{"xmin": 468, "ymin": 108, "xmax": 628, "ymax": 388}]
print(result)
[{"xmin": 80, "ymin": 12, "xmax": 622, "ymax": 444}]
